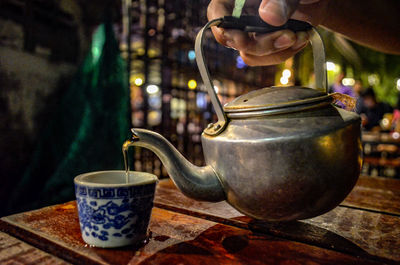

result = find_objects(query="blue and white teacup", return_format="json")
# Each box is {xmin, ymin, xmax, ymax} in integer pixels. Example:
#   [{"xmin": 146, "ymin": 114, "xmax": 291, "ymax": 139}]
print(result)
[{"xmin": 74, "ymin": 170, "xmax": 157, "ymax": 248}]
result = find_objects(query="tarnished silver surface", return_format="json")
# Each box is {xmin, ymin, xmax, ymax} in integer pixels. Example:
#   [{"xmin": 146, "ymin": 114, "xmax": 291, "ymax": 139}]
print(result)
[
  {"xmin": 202, "ymin": 106, "xmax": 362, "ymax": 220},
  {"xmin": 126, "ymin": 19, "xmax": 361, "ymax": 221},
  {"xmin": 226, "ymin": 99, "xmax": 332, "ymax": 119},
  {"xmin": 129, "ymin": 104, "xmax": 361, "ymax": 221},
  {"xmin": 127, "ymin": 129, "xmax": 226, "ymax": 202},
  {"xmin": 309, "ymin": 29, "xmax": 327, "ymax": 92},
  {"xmin": 195, "ymin": 18, "xmax": 227, "ymax": 136},
  {"xmin": 224, "ymin": 86, "xmax": 333, "ymax": 118},
  {"xmin": 224, "ymin": 86, "xmax": 328, "ymax": 111}
]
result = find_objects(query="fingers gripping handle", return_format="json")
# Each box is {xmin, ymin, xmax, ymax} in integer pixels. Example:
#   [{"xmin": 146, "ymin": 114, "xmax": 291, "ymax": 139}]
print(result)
[
  {"xmin": 218, "ymin": 15, "xmax": 312, "ymax": 33},
  {"xmin": 195, "ymin": 17, "xmax": 327, "ymax": 136},
  {"xmin": 218, "ymin": 15, "xmax": 327, "ymax": 92}
]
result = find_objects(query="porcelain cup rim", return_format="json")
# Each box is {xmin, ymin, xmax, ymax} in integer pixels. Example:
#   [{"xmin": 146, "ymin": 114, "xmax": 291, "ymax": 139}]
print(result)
[{"xmin": 74, "ymin": 170, "xmax": 158, "ymax": 188}]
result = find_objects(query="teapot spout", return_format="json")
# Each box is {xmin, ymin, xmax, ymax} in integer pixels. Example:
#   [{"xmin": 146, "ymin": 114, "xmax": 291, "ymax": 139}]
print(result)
[{"xmin": 126, "ymin": 128, "xmax": 225, "ymax": 202}]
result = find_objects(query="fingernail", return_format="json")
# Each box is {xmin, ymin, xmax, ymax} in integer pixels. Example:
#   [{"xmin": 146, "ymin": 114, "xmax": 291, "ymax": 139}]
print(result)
[
  {"xmin": 274, "ymin": 34, "xmax": 294, "ymax": 49},
  {"xmin": 292, "ymin": 32, "xmax": 309, "ymax": 50},
  {"xmin": 222, "ymin": 29, "xmax": 236, "ymax": 49},
  {"xmin": 292, "ymin": 42, "xmax": 308, "ymax": 51},
  {"xmin": 292, "ymin": 40, "xmax": 308, "ymax": 50},
  {"xmin": 261, "ymin": 0, "xmax": 288, "ymax": 22},
  {"xmin": 223, "ymin": 32, "xmax": 232, "ymax": 41},
  {"xmin": 226, "ymin": 41, "xmax": 237, "ymax": 50}
]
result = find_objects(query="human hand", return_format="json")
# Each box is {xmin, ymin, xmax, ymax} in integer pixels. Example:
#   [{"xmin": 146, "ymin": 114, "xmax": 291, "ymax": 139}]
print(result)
[{"xmin": 207, "ymin": 0, "xmax": 329, "ymax": 66}]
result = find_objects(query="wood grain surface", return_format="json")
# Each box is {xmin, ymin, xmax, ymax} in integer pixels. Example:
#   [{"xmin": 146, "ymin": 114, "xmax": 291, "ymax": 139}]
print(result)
[
  {"xmin": 0, "ymin": 176, "xmax": 399, "ymax": 264},
  {"xmin": 0, "ymin": 201, "xmax": 386, "ymax": 265},
  {"xmin": 0, "ymin": 231, "xmax": 67, "ymax": 264},
  {"xmin": 154, "ymin": 177, "xmax": 400, "ymax": 263},
  {"xmin": 341, "ymin": 176, "xmax": 400, "ymax": 215}
]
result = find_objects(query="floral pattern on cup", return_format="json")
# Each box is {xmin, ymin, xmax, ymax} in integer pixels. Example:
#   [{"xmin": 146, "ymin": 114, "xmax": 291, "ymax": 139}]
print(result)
[
  {"xmin": 77, "ymin": 197, "xmax": 139, "ymax": 241},
  {"xmin": 75, "ymin": 181, "xmax": 156, "ymax": 247}
]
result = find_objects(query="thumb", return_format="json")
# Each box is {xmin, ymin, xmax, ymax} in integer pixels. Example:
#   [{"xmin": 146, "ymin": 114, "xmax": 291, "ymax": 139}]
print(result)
[{"xmin": 259, "ymin": 0, "xmax": 300, "ymax": 26}]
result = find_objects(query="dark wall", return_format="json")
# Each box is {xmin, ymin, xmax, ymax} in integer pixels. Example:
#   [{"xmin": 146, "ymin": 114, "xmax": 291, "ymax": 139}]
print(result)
[{"xmin": 0, "ymin": 0, "xmax": 120, "ymax": 216}]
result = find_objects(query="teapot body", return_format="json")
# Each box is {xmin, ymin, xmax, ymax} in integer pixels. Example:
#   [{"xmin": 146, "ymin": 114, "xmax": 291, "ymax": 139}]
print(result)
[
  {"xmin": 202, "ymin": 105, "xmax": 361, "ymax": 221},
  {"xmin": 128, "ymin": 19, "xmax": 363, "ymax": 222}
]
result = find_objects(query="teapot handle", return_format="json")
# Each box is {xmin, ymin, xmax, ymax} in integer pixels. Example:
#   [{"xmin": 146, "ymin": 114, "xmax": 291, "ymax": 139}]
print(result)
[{"xmin": 195, "ymin": 16, "xmax": 327, "ymax": 136}]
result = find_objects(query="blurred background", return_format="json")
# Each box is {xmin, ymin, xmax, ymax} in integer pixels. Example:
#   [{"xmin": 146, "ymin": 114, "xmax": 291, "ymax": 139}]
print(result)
[{"xmin": 1, "ymin": 0, "xmax": 400, "ymax": 217}]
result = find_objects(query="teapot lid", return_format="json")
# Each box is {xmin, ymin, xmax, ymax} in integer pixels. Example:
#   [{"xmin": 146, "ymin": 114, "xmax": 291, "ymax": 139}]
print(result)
[{"xmin": 224, "ymin": 86, "xmax": 332, "ymax": 118}]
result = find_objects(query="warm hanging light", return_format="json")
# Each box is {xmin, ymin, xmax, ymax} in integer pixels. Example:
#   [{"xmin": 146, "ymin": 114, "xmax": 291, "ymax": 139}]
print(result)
[
  {"xmin": 188, "ymin": 79, "xmax": 197, "ymax": 89},
  {"xmin": 280, "ymin": 76, "xmax": 289, "ymax": 85},
  {"xmin": 134, "ymin": 77, "xmax": 143, "ymax": 86},
  {"xmin": 146, "ymin": 84, "xmax": 160, "ymax": 94},
  {"xmin": 282, "ymin": 69, "xmax": 291, "ymax": 78},
  {"xmin": 326, "ymin": 61, "xmax": 336, "ymax": 71},
  {"xmin": 342, "ymin": 78, "xmax": 355, "ymax": 86},
  {"xmin": 368, "ymin": 74, "xmax": 379, "ymax": 85}
]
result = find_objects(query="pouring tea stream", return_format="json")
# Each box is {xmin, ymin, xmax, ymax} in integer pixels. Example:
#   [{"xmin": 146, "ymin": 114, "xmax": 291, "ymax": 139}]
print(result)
[{"xmin": 124, "ymin": 17, "xmax": 362, "ymax": 221}]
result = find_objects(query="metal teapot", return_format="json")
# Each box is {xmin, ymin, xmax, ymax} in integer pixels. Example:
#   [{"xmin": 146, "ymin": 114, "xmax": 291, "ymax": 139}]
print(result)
[{"xmin": 127, "ymin": 17, "xmax": 362, "ymax": 221}]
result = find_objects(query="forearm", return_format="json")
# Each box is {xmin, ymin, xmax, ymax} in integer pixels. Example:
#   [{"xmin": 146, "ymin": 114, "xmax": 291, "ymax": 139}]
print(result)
[{"xmin": 320, "ymin": 0, "xmax": 400, "ymax": 54}]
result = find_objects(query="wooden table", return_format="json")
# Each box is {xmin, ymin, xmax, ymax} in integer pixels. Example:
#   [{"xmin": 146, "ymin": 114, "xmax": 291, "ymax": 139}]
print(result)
[{"xmin": 1, "ymin": 176, "xmax": 400, "ymax": 264}]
